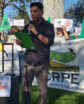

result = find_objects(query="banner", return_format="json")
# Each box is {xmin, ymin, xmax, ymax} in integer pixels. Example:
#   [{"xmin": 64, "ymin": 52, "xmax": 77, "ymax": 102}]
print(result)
[
  {"xmin": 0, "ymin": 75, "xmax": 11, "ymax": 97},
  {"xmin": 49, "ymin": 39, "xmax": 84, "ymax": 93},
  {"xmin": 32, "ymin": 39, "xmax": 84, "ymax": 93}
]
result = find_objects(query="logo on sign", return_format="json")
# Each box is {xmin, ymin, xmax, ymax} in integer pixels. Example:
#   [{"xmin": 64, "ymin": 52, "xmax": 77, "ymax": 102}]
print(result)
[{"xmin": 0, "ymin": 81, "xmax": 7, "ymax": 90}]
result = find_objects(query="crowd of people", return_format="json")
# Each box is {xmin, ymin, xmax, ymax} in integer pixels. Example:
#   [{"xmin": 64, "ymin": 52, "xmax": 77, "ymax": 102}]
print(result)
[
  {"xmin": 0, "ymin": 25, "xmax": 82, "ymax": 45},
  {"xmin": 54, "ymin": 25, "xmax": 81, "ymax": 41},
  {"xmin": 0, "ymin": 2, "xmax": 84, "ymax": 104}
]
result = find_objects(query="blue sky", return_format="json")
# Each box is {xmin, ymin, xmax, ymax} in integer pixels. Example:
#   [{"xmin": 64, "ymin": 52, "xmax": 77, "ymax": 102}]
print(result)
[
  {"xmin": 64, "ymin": 0, "xmax": 79, "ymax": 11},
  {"xmin": 4, "ymin": 0, "xmax": 79, "ymax": 18}
]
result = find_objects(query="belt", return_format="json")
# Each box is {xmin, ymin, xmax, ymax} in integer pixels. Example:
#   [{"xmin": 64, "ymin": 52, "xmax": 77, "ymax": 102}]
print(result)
[{"xmin": 26, "ymin": 60, "xmax": 49, "ymax": 67}]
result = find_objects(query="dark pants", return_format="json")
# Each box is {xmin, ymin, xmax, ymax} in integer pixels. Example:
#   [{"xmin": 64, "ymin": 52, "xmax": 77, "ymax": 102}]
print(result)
[
  {"xmin": 22, "ymin": 61, "xmax": 49, "ymax": 104},
  {"xmin": 19, "ymin": 52, "xmax": 25, "ymax": 81}
]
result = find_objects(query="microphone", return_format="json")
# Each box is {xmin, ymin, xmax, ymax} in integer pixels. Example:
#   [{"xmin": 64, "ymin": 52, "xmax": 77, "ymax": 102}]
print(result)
[
  {"xmin": 28, "ymin": 30, "xmax": 31, "ymax": 35},
  {"xmin": 28, "ymin": 21, "xmax": 36, "ymax": 35}
]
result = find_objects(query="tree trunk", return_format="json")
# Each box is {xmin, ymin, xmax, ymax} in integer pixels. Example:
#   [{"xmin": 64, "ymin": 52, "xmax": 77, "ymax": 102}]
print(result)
[
  {"xmin": 43, "ymin": 0, "xmax": 64, "ymax": 23},
  {"xmin": 0, "ymin": 0, "xmax": 4, "ymax": 25}
]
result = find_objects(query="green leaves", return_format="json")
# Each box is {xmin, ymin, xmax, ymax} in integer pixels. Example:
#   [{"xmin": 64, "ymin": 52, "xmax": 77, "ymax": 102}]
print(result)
[{"xmin": 64, "ymin": 0, "xmax": 84, "ymax": 26}]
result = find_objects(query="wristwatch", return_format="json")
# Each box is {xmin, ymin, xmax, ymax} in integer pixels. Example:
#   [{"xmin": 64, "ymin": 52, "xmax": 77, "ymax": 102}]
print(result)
[{"xmin": 36, "ymin": 32, "xmax": 40, "ymax": 37}]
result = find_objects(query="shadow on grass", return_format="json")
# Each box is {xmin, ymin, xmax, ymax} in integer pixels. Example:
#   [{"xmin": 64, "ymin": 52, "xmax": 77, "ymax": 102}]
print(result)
[
  {"xmin": 47, "ymin": 88, "xmax": 84, "ymax": 104},
  {"xmin": 75, "ymin": 94, "xmax": 84, "ymax": 104}
]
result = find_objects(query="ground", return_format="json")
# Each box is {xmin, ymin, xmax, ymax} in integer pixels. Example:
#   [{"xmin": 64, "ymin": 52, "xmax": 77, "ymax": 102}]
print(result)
[{"xmin": 19, "ymin": 84, "xmax": 84, "ymax": 104}]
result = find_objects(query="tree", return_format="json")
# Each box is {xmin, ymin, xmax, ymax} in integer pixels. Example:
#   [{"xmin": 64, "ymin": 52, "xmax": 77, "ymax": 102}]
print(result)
[
  {"xmin": 0, "ymin": 0, "xmax": 5, "ymax": 25},
  {"xmin": 0, "ymin": 0, "xmax": 32, "ymax": 25},
  {"xmin": 0, "ymin": 0, "xmax": 43, "ymax": 25},
  {"xmin": 64, "ymin": 0, "xmax": 84, "ymax": 26}
]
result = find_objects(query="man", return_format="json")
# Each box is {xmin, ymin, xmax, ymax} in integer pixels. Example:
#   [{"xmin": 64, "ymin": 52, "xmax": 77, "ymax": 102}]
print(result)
[{"xmin": 17, "ymin": 2, "xmax": 55, "ymax": 104}]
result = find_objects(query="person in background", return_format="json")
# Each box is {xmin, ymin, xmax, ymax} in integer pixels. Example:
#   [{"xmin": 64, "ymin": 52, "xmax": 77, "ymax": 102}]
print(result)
[
  {"xmin": 67, "ymin": 31, "xmax": 72, "ymax": 40},
  {"xmin": 7, "ymin": 26, "xmax": 25, "ymax": 80},
  {"xmin": 16, "ymin": 2, "xmax": 55, "ymax": 104},
  {"xmin": 7, "ymin": 26, "xmax": 23, "ymax": 51},
  {"xmin": 0, "ymin": 31, "xmax": 4, "ymax": 43},
  {"xmin": 7, "ymin": 26, "xmax": 19, "ymax": 43},
  {"xmin": 55, "ymin": 26, "xmax": 69, "ymax": 41},
  {"xmin": 72, "ymin": 26, "xmax": 84, "ymax": 39},
  {"xmin": 74, "ymin": 34, "xmax": 79, "ymax": 39}
]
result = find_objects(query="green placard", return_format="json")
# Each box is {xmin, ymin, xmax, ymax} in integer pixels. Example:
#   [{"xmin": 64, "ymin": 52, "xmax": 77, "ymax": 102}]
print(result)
[
  {"xmin": 0, "ymin": 13, "xmax": 11, "ymax": 32},
  {"xmin": 14, "ymin": 32, "xmax": 36, "ymax": 50},
  {"xmin": 72, "ymin": 35, "xmax": 76, "ymax": 39},
  {"xmin": 47, "ymin": 16, "xmax": 51, "ymax": 23},
  {"xmin": 80, "ymin": 18, "xmax": 84, "ymax": 38}
]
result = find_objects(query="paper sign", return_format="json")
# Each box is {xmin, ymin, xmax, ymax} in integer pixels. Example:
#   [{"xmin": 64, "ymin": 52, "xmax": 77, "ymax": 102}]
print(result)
[
  {"xmin": 14, "ymin": 19, "xmax": 24, "ymax": 26},
  {"xmin": 0, "ymin": 75, "xmax": 11, "ymax": 97},
  {"xmin": 75, "ymin": 27, "xmax": 81, "ymax": 36},
  {"xmin": 54, "ymin": 19, "xmax": 73, "ymax": 31}
]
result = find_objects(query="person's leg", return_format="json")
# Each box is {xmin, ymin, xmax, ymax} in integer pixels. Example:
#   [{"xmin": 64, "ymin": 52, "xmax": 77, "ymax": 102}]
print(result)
[
  {"xmin": 19, "ymin": 52, "xmax": 24, "ymax": 81},
  {"xmin": 22, "ymin": 62, "xmax": 34, "ymax": 104},
  {"xmin": 36, "ymin": 63, "xmax": 49, "ymax": 104}
]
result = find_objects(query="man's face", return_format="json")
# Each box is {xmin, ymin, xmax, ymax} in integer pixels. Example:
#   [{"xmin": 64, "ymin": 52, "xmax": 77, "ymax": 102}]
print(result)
[
  {"xmin": 30, "ymin": 6, "xmax": 43, "ymax": 22},
  {"xmin": 11, "ymin": 28, "xmax": 18, "ymax": 32}
]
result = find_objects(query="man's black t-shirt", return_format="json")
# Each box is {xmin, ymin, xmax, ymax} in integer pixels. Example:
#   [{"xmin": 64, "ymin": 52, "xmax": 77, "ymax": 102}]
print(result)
[{"xmin": 23, "ymin": 18, "xmax": 55, "ymax": 66}]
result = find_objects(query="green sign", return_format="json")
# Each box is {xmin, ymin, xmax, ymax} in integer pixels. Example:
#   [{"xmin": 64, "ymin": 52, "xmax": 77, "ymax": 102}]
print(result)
[
  {"xmin": 14, "ymin": 32, "xmax": 36, "ymax": 50},
  {"xmin": 0, "ymin": 14, "xmax": 11, "ymax": 32},
  {"xmin": 47, "ymin": 16, "xmax": 51, "ymax": 23}
]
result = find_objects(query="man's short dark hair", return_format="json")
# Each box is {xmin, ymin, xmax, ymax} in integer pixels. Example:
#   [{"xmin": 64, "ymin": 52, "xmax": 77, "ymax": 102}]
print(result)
[{"xmin": 30, "ymin": 2, "xmax": 43, "ymax": 11}]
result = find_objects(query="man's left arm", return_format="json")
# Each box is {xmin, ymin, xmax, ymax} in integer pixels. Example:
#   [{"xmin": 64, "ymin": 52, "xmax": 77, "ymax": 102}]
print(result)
[
  {"xmin": 28, "ymin": 24, "xmax": 55, "ymax": 46},
  {"xmin": 38, "ymin": 25, "xmax": 55, "ymax": 45},
  {"xmin": 37, "ymin": 34, "xmax": 49, "ymax": 45}
]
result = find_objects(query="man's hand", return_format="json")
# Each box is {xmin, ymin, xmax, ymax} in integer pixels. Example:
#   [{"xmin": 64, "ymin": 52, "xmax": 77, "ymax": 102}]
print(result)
[
  {"xmin": 28, "ymin": 24, "xmax": 49, "ymax": 45},
  {"xmin": 28, "ymin": 24, "xmax": 37, "ymax": 35},
  {"xmin": 16, "ymin": 38, "xmax": 22, "ymax": 45}
]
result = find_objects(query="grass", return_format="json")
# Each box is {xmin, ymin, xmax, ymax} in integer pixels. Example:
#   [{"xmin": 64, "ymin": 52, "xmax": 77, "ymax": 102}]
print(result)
[{"xmin": 19, "ymin": 84, "xmax": 84, "ymax": 104}]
